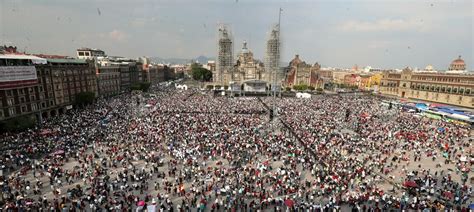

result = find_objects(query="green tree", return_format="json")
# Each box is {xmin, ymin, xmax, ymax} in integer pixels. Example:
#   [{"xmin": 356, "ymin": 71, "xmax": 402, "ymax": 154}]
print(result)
[
  {"xmin": 75, "ymin": 92, "xmax": 96, "ymax": 107},
  {"xmin": 0, "ymin": 115, "xmax": 37, "ymax": 132},
  {"xmin": 308, "ymin": 86, "xmax": 315, "ymax": 91},
  {"xmin": 192, "ymin": 67, "xmax": 212, "ymax": 82}
]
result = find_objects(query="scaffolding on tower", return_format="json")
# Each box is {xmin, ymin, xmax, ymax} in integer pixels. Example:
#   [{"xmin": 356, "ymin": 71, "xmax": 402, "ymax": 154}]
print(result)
[{"xmin": 216, "ymin": 24, "xmax": 233, "ymax": 86}]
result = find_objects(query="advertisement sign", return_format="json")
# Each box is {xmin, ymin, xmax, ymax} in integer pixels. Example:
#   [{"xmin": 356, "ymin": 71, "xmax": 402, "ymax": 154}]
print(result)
[{"xmin": 0, "ymin": 66, "xmax": 38, "ymax": 88}]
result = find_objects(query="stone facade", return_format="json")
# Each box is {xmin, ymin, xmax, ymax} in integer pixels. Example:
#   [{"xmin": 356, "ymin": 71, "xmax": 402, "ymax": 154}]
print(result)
[{"xmin": 380, "ymin": 69, "xmax": 474, "ymax": 108}]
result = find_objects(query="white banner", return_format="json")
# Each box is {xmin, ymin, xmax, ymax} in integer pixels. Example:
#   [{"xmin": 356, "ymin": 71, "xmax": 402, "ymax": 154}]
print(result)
[
  {"xmin": 0, "ymin": 66, "xmax": 37, "ymax": 82},
  {"xmin": 244, "ymin": 82, "xmax": 266, "ymax": 92}
]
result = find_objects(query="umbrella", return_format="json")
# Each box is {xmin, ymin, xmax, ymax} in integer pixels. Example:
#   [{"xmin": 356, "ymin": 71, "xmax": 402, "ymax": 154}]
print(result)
[
  {"xmin": 469, "ymin": 203, "xmax": 474, "ymax": 209},
  {"xmin": 284, "ymin": 199, "xmax": 294, "ymax": 208},
  {"xmin": 137, "ymin": 200, "xmax": 145, "ymax": 207},
  {"xmin": 403, "ymin": 181, "xmax": 418, "ymax": 188}
]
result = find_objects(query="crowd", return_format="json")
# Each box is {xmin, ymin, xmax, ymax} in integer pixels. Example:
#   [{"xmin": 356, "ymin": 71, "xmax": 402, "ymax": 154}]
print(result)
[{"xmin": 0, "ymin": 85, "xmax": 472, "ymax": 211}]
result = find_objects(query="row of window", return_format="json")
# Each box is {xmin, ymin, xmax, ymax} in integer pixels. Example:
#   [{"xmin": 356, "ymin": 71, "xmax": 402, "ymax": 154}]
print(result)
[
  {"xmin": 410, "ymin": 91, "xmax": 474, "ymax": 103},
  {"xmin": 409, "ymin": 84, "xmax": 473, "ymax": 95},
  {"xmin": 411, "ymin": 76, "xmax": 474, "ymax": 84},
  {"xmin": 1, "ymin": 101, "xmax": 53, "ymax": 118}
]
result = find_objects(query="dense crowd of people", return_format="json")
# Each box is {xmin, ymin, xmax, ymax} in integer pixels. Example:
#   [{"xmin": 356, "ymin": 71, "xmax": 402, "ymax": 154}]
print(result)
[{"xmin": 0, "ymin": 85, "xmax": 472, "ymax": 211}]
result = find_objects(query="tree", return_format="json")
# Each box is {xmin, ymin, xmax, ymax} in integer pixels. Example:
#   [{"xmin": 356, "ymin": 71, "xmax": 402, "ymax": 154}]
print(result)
[
  {"xmin": 192, "ymin": 67, "xmax": 212, "ymax": 82},
  {"xmin": 0, "ymin": 115, "xmax": 37, "ymax": 132},
  {"xmin": 308, "ymin": 86, "xmax": 315, "ymax": 91},
  {"xmin": 293, "ymin": 84, "xmax": 308, "ymax": 91},
  {"xmin": 75, "ymin": 92, "xmax": 96, "ymax": 107}
]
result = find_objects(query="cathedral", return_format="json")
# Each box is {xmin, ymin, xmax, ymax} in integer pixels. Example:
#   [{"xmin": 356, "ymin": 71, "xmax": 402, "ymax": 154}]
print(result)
[{"xmin": 214, "ymin": 25, "xmax": 282, "ymax": 92}]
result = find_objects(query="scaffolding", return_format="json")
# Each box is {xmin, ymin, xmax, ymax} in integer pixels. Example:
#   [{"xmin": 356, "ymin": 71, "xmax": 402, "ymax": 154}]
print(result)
[
  {"xmin": 265, "ymin": 24, "xmax": 281, "ymax": 84},
  {"xmin": 216, "ymin": 24, "xmax": 233, "ymax": 85}
]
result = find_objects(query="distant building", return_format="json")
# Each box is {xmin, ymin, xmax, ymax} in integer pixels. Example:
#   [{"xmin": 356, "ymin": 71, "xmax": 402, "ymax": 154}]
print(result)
[
  {"xmin": 285, "ymin": 55, "xmax": 322, "ymax": 88},
  {"xmin": 97, "ymin": 66, "xmax": 121, "ymax": 97},
  {"xmin": 380, "ymin": 68, "xmax": 474, "ymax": 108},
  {"xmin": 216, "ymin": 25, "xmax": 233, "ymax": 85},
  {"xmin": 76, "ymin": 48, "xmax": 106, "ymax": 60},
  {"xmin": 37, "ymin": 58, "xmax": 98, "ymax": 115},
  {"xmin": 0, "ymin": 54, "xmax": 51, "ymax": 121},
  {"xmin": 448, "ymin": 55, "xmax": 466, "ymax": 71}
]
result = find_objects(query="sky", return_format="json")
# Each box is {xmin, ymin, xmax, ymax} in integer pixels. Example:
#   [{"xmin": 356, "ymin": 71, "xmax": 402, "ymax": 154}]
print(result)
[{"xmin": 0, "ymin": 0, "xmax": 472, "ymax": 69}]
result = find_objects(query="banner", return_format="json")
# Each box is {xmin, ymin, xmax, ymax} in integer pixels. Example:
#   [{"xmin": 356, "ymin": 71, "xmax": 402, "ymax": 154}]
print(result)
[{"xmin": 0, "ymin": 66, "xmax": 37, "ymax": 82}]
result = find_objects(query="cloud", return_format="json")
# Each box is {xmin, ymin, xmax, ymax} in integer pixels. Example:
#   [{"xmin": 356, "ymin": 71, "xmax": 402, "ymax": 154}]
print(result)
[
  {"xmin": 338, "ymin": 18, "xmax": 424, "ymax": 32},
  {"xmin": 107, "ymin": 29, "xmax": 127, "ymax": 41}
]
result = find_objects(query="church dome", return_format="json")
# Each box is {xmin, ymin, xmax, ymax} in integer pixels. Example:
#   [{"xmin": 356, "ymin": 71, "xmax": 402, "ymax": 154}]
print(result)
[
  {"xmin": 289, "ymin": 54, "xmax": 302, "ymax": 66},
  {"xmin": 449, "ymin": 55, "xmax": 466, "ymax": 70}
]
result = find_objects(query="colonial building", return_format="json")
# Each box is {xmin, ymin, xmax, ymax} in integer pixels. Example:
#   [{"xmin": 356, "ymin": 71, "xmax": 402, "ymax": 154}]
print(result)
[
  {"xmin": 231, "ymin": 41, "xmax": 266, "ymax": 82},
  {"xmin": 97, "ymin": 66, "xmax": 121, "ymax": 97},
  {"xmin": 285, "ymin": 55, "xmax": 322, "ymax": 88},
  {"xmin": 0, "ymin": 54, "xmax": 52, "ymax": 121},
  {"xmin": 380, "ymin": 68, "xmax": 474, "ymax": 108},
  {"xmin": 37, "ymin": 59, "xmax": 98, "ymax": 113},
  {"xmin": 449, "ymin": 56, "xmax": 466, "ymax": 71}
]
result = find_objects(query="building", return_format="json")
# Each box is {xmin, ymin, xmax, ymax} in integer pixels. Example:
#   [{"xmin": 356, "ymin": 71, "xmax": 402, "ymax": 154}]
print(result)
[
  {"xmin": 0, "ymin": 54, "xmax": 51, "ymax": 121},
  {"xmin": 265, "ymin": 25, "xmax": 282, "ymax": 85},
  {"xmin": 36, "ymin": 58, "xmax": 98, "ymax": 115},
  {"xmin": 76, "ymin": 48, "xmax": 106, "ymax": 60},
  {"xmin": 380, "ymin": 68, "xmax": 474, "ymax": 108},
  {"xmin": 343, "ymin": 73, "xmax": 361, "ymax": 88},
  {"xmin": 285, "ymin": 55, "xmax": 322, "ymax": 88},
  {"xmin": 215, "ymin": 25, "xmax": 233, "ymax": 85},
  {"xmin": 449, "ymin": 56, "xmax": 466, "ymax": 71},
  {"xmin": 97, "ymin": 66, "xmax": 121, "ymax": 97}
]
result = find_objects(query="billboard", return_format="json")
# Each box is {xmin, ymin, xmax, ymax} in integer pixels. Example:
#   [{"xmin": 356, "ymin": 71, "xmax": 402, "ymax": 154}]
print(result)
[{"xmin": 0, "ymin": 66, "xmax": 38, "ymax": 88}]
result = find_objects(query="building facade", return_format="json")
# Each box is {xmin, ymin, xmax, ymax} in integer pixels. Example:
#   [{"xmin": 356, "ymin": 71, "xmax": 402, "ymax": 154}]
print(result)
[
  {"xmin": 380, "ymin": 69, "xmax": 474, "ymax": 108},
  {"xmin": 76, "ymin": 48, "xmax": 106, "ymax": 60},
  {"xmin": 285, "ymin": 55, "xmax": 322, "ymax": 88},
  {"xmin": 37, "ymin": 59, "xmax": 98, "ymax": 115},
  {"xmin": 0, "ymin": 54, "xmax": 53, "ymax": 121},
  {"xmin": 97, "ymin": 66, "xmax": 121, "ymax": 97}
]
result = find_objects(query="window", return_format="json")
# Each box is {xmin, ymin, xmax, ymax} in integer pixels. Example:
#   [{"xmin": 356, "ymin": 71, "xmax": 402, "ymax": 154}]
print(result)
[
  {"xmin": 20, "ymin": 97, "xmax": 25, "ymax": 103},
  {"xmin": 21, "ymin": 105, "xmax": 27, "ymax": 113},
  {"xmin": 466, "ymin": 89, "xmax": 471, "ymax": 95},
  {"xmin": 78, "ymin": 51, "xmax": 85, "ymax": 56},
  {"xmin": 85, "ymin": 52, "xmax": 90, "ymax": 56},
  {"xmin": 30, "ymin": 95, "xmax": 36, "ymax": 101},
  {"xmin": 31, "ymin": 103, "xmax": 37, "ymax": 111},
  {"xmin": 0, "ymin": 110, "xmax": 3, "ymax": 118},
  {"xmin": 441, "ymin": 87, "xmax": 446, "ymax": 92},
  {"xmin": 453, "ymin": 88, "xmax": 457, "ymax": 93},
  {"xmin": 6, "ymin": 90, "xmax": 13, "ymax": 96},
  {"xmin": 7, "ymin": 98, "xmax": 14, "ymax": 106},
  {"xmin": 8, "ymin": 107, "xmax": 15, "ymax": 116},
  {"xmin": 41, "ymin": 102, "xmax": 46, "ymax": 108}
]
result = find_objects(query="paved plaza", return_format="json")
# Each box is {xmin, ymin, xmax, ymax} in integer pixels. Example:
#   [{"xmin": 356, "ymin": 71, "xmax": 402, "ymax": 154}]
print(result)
[{"xmin": 0, "ymin": 85, "xmax": 473, "ymax": 211}]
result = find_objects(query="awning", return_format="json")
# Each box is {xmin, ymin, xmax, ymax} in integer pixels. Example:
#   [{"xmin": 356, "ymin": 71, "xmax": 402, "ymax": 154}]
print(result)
[{"xmin": 0, "ymin": 54, "xmax": 47, "ymax": 64}]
